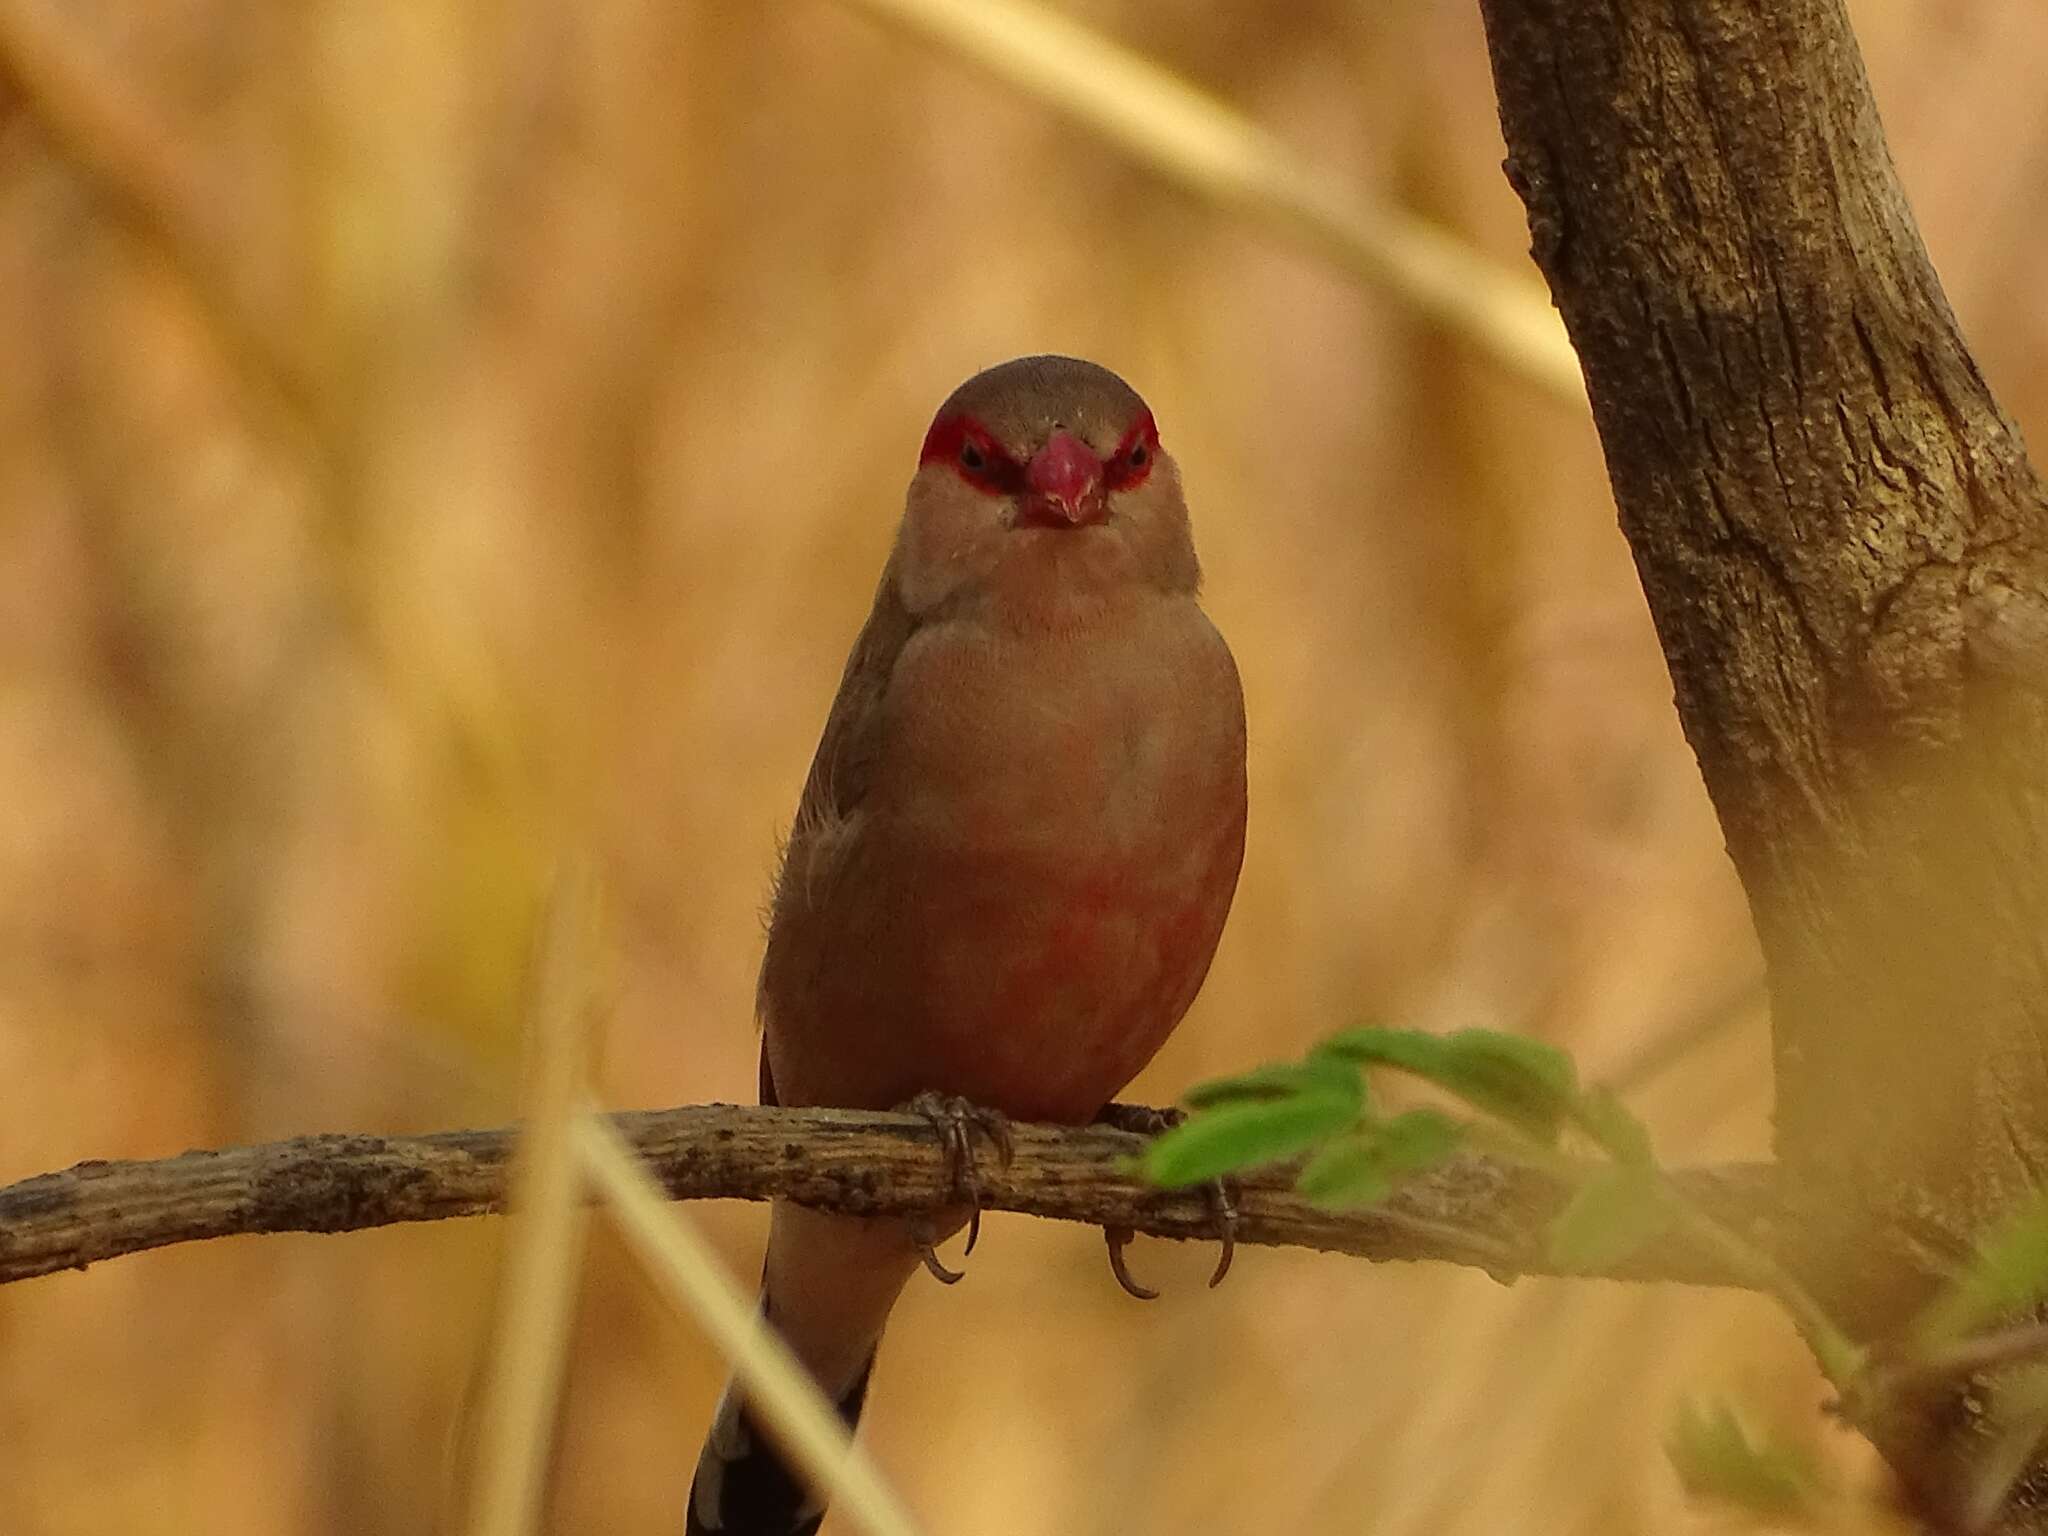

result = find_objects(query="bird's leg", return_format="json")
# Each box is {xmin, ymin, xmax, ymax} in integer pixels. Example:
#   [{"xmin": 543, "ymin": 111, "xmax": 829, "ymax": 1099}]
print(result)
[
  {"xmin": 897, "ymin": 1092, "xmax": 1015, "ymax": 1283},
  {"xmin": 1092, "ymin": 1102, "xmax": 1240, "ymax": 1297}
]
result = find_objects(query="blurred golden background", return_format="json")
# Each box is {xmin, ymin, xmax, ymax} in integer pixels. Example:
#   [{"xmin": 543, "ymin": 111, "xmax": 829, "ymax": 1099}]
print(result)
[{"xmin": 3, "ymin": 1, "xmax": 2046, "ymax": 1531}]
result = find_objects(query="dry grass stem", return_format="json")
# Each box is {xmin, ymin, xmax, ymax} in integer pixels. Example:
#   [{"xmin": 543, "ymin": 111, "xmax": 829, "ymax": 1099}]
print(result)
[
  {"xmin": 575, "ymin": 1113, "xmax": 927, "ymax": 1536},
  {"xmin": 843, "ymin": 0, "xmax": 1583, "ymax": 403},
  {"xmin": 463, "ymin": 869, "xmax": 600, "ymax": 1536}
]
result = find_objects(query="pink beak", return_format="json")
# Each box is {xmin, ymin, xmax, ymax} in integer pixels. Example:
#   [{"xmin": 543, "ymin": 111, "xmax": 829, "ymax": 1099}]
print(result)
[{"xmin": 1021, "ymin": 429, "xmax": 1107, "ymax": 527}]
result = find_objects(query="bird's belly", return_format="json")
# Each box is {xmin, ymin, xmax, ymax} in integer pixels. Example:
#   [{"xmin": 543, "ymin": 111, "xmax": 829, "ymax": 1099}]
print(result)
[
  {"xmin": 763, "ymin": 601, "xmax": 1247, "ymax": 1122},
  {"xmin": 884, "ymin": 817, "xmax": 1242, "ymax": 1121}
]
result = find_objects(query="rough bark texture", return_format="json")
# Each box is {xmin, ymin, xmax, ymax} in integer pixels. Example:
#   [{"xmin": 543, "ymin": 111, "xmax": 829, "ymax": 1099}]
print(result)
[
  {"xmin": 0, "ymin": 1103, "xmax": 1775, "ymax": 1291},
  {"xmin": 1476, "ymin": 0, "xmax": 2048, "ymax": 1524}
]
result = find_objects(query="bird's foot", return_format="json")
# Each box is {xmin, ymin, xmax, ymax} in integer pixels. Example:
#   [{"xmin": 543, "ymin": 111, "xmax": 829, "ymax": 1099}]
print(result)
[
  {"xmin": 1093, "ymin": 1102, "xmax": 1239, "ymax": 1299},
  {"xmin": 896, "ymin": 1092, "xmax": 1015, "ymax": 1283},
  {"xmin": 1093, "ymin": 1101, "xmax": 1183, "ymax": 1137}
]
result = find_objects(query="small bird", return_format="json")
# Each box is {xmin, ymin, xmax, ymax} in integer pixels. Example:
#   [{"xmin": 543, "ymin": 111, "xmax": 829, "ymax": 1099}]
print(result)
[{"xmin": 687, "ymin": 356, "xmax": 1247, "ymax": 1536}]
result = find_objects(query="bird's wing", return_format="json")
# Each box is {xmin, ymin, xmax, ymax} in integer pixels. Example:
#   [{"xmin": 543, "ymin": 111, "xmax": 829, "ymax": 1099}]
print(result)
[
  {"xmin": 755, "ymin": 555, "xmax": 918, "ymax": 1049},
  {"xmin": 788, "ymin": 559, "xmax": 917, "ymax": 865}
]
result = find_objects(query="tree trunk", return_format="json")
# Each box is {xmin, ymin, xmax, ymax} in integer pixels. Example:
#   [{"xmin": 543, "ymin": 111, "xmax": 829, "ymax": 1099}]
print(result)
[{"xmin": 1474, "ymin": 0, "xmax": 2048, "ymax": 1525}]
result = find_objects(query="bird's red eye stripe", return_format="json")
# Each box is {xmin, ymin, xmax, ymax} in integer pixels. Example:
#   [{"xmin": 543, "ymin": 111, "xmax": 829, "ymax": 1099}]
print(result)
[
  {"xmin": 1103, "ymin": 409, "xmax": 1159, "ymax": 492},
  {"xmin": 920, "ymin": 412, "xmax": 1025, "ymax": 494}
]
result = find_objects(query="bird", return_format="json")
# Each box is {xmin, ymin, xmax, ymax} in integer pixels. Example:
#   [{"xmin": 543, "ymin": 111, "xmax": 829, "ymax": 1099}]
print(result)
[{"xmin": 687, "ymin": 355, "xmax": 1248, "ymax": 1536}]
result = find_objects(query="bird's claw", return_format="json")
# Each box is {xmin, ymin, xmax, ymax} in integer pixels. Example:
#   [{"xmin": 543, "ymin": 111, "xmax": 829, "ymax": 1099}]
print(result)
[
  {"xmin": 910, "ymin": 1217, "xmax": 965, "ymax": 1285},
  {"xmin": 1093, "ymin": 1102, "xmax": 1239, "ymax": 1297},
  {"xmin": 897, "ymin": 1092, "xmax": 1013, "ymax": 1275},
  {"xmin": 1104, "ymin": 1225, "xmax": 1160, "ymax": 1301},
  {"xmin": 1204, "ymin": 1178, "xmax": 1238, "ymax": 1288}
]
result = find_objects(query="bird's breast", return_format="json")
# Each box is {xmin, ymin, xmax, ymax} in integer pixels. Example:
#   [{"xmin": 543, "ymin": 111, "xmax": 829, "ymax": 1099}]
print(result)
[{"xmin": 833, "ymin": 596, "xmax": 1246, "ymax": 1119}]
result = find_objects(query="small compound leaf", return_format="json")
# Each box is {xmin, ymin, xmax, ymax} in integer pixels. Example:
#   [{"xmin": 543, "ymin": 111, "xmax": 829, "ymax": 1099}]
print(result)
[
  {"xmin": 1297, "ymin": 1110, "xmax": 1465, "ymax": 1209},
  {"xmin": 1547, "ymin": 1166, "xmax": 1674, "ymax": 1272},
  {"xmin": 1666, "ymin": 1397, "xmax": 1825, "ymax": 1520},
  {"xmin": 1297, "ymin": 1133, "xmax": 1393, "ymax": 1208},
  {"xmin": 1445, "ymin": 1029, "xmax": 1576, "ymax": 1094},
  {"xmin": 1143, "ymin": 1088, "xmax": 1359, "ymax": 1189},
  {"xmin": 1375, "ymin": 1108, "xmax": 1466, "ymax": 1172},
  {"xmin": 1184, "ymin": 1054, "xmax": 1361, "ymax": 1110},
  {"xmin": 1318, "ymin": 1026, "xmax": 1453, "ymax": 1074},
  {"xmin": 1323, "ymin": 1026, "xmax": 1577, "ymax": 1142},
  {"xmin": 1321, "ymin": 1028, "xmax": 1577, "ymax": 1132},
  {"xmin": 1437, "ymin": 1030, "xmax": 1577, "ymax": 1140},
  {"xmin": 1574, "ymin": 1086, "xmax": 1655, "ymax": 1165},
  {"xmin": 1911, "ymin": 1186, "xmax": 2048, "ymax": 1349}
]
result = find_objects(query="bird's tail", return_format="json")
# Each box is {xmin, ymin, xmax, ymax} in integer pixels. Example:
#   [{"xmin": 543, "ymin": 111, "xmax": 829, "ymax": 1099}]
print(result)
[
  {"xmin": 685, "ymin": 1203, "xmax": 924, "ymax": 1535},
  {"xmin": 685, "ymin": 1348, "xmax": 876, "ymax": 1536}
]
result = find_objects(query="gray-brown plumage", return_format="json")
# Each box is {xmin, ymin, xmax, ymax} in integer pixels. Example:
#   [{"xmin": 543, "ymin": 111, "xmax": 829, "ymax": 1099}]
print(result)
[{"xmin": 689, "ymin": 356, "xmax": 1246, "ymax": 1536}]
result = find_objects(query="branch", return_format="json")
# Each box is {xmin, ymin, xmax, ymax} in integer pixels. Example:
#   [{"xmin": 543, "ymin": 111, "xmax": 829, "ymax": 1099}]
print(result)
[
  {"xmin": 1473, "ymin": 0, "xmax": 2048, "ymax": 1233},
  {"xmin": 1473, "ymin": 1, "xmax": 2048, "ymax": 1524},
  {"xmin": 1873, "ymin": 1323, "xmax": 2048, "ymax": 1393},
  {"xmin": 0, "ymin": 1103, "xmax": 1779, "ymax": 1290}
]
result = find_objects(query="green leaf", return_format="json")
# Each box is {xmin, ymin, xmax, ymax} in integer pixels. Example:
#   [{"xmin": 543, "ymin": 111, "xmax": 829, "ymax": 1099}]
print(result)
[
  {"xmin": 1666, "ymin": 1398, "xmax": 1824, "ymax": 1519},
  {"xmin": 1911, "ymin": 1186, "xmax": 2048, "ymax": 1348},
  {"xmin": 1183, "ymin": 1054, "xmax": 1361, "ymax": 1110},
  {"xmin": 1438, "ymin": 1030, "xmax": 1577, "ymax": 1130},
  {"xmin": 1321, "ymin": 1026, "xmax": 1578, "ymax": 1142},
  {"xmin": 1547, "ymin": 1166, "xmax": 1674, "ymax": 1272},
  {"xmin": 1297, "ymin": 1110, "xmax": 1465, "ymax": 1209},
  {"xmin": 1296, "ymin": 1134, "xmax": 1394, "ymax": 1208},
  {"xmin": 1142, "ymin": 1085, "xmax": 1360, "ymax": 1189},
  {"xmin": 1317, "ymin": 1025, "xmax": 1454, "ymax": 1072},
  {"xmin": 1375, "ymin": 1108, "xmax": 1466, "ymax": 1171},
  {"xmin": 1573, "ymin": 1086, "xmax": 1655, "ymax": 1165}
]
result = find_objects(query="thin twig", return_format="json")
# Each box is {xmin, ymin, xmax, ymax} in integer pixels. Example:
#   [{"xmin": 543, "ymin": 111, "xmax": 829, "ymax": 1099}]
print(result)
[
  {"xmin": 1869, "ymin": 1321, "xmax": 2048, "ymax": 1391},
  {"xmin": 1964, "ymin": 1365, "xmax": 2048, "ymax": 1533},
  {"xmin": 1667, "ymin": 1198, "xmax": 1865, "ymax": 1389},
  {"xmin": 1468, "ymin": 1098, "xmax": 1863, "ymax": 1388},
  {"xmin": 0, "ymin": 1103, "xmax": 1779, "ymax": 1290},
  {"xmin": 841, "ymin": 0, "xmax": 1583, "ymax": 404},
  {"xmin": 578, "ymin": 1113, "xmax": 927, "ymax": 1536}
]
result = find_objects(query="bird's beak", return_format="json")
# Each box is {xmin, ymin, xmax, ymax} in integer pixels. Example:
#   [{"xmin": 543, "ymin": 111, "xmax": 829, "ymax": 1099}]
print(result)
[{"xmin": 1020, "ymin": 429, "xmax": 1107, "ymax": 527}]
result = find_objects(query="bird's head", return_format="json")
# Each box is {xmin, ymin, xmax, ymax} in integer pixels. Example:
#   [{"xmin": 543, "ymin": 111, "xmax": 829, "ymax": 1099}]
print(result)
[{"xmin": 894, "ymin": 356, "xmax": 1201, "ymax": 618}]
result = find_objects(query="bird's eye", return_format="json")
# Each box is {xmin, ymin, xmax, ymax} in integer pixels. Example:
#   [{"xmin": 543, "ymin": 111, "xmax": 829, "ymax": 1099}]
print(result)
[
  {"xmin": 1128, "ymin": 442, "xmax": 1148, "ymax": 468},
  {"xmin": 959, "ymin": 442, "xmax": 986, "ymax": 472}
]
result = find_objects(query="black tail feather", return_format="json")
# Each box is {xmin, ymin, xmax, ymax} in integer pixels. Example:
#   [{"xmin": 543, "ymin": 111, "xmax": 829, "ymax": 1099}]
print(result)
[{"xmin": 685, "ymin": 1355, "xmax": 875, "ymax": 1536}]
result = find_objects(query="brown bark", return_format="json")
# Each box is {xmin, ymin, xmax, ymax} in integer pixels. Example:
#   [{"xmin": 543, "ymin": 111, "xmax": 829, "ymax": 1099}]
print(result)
[
  {"xmin": 0, "ymin": 1103, "xmax": 1772, "ymax": 1291},
  {"xmin": 1475, "ymin": 0, "xmax": 2048, "ymax": 1525}
]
